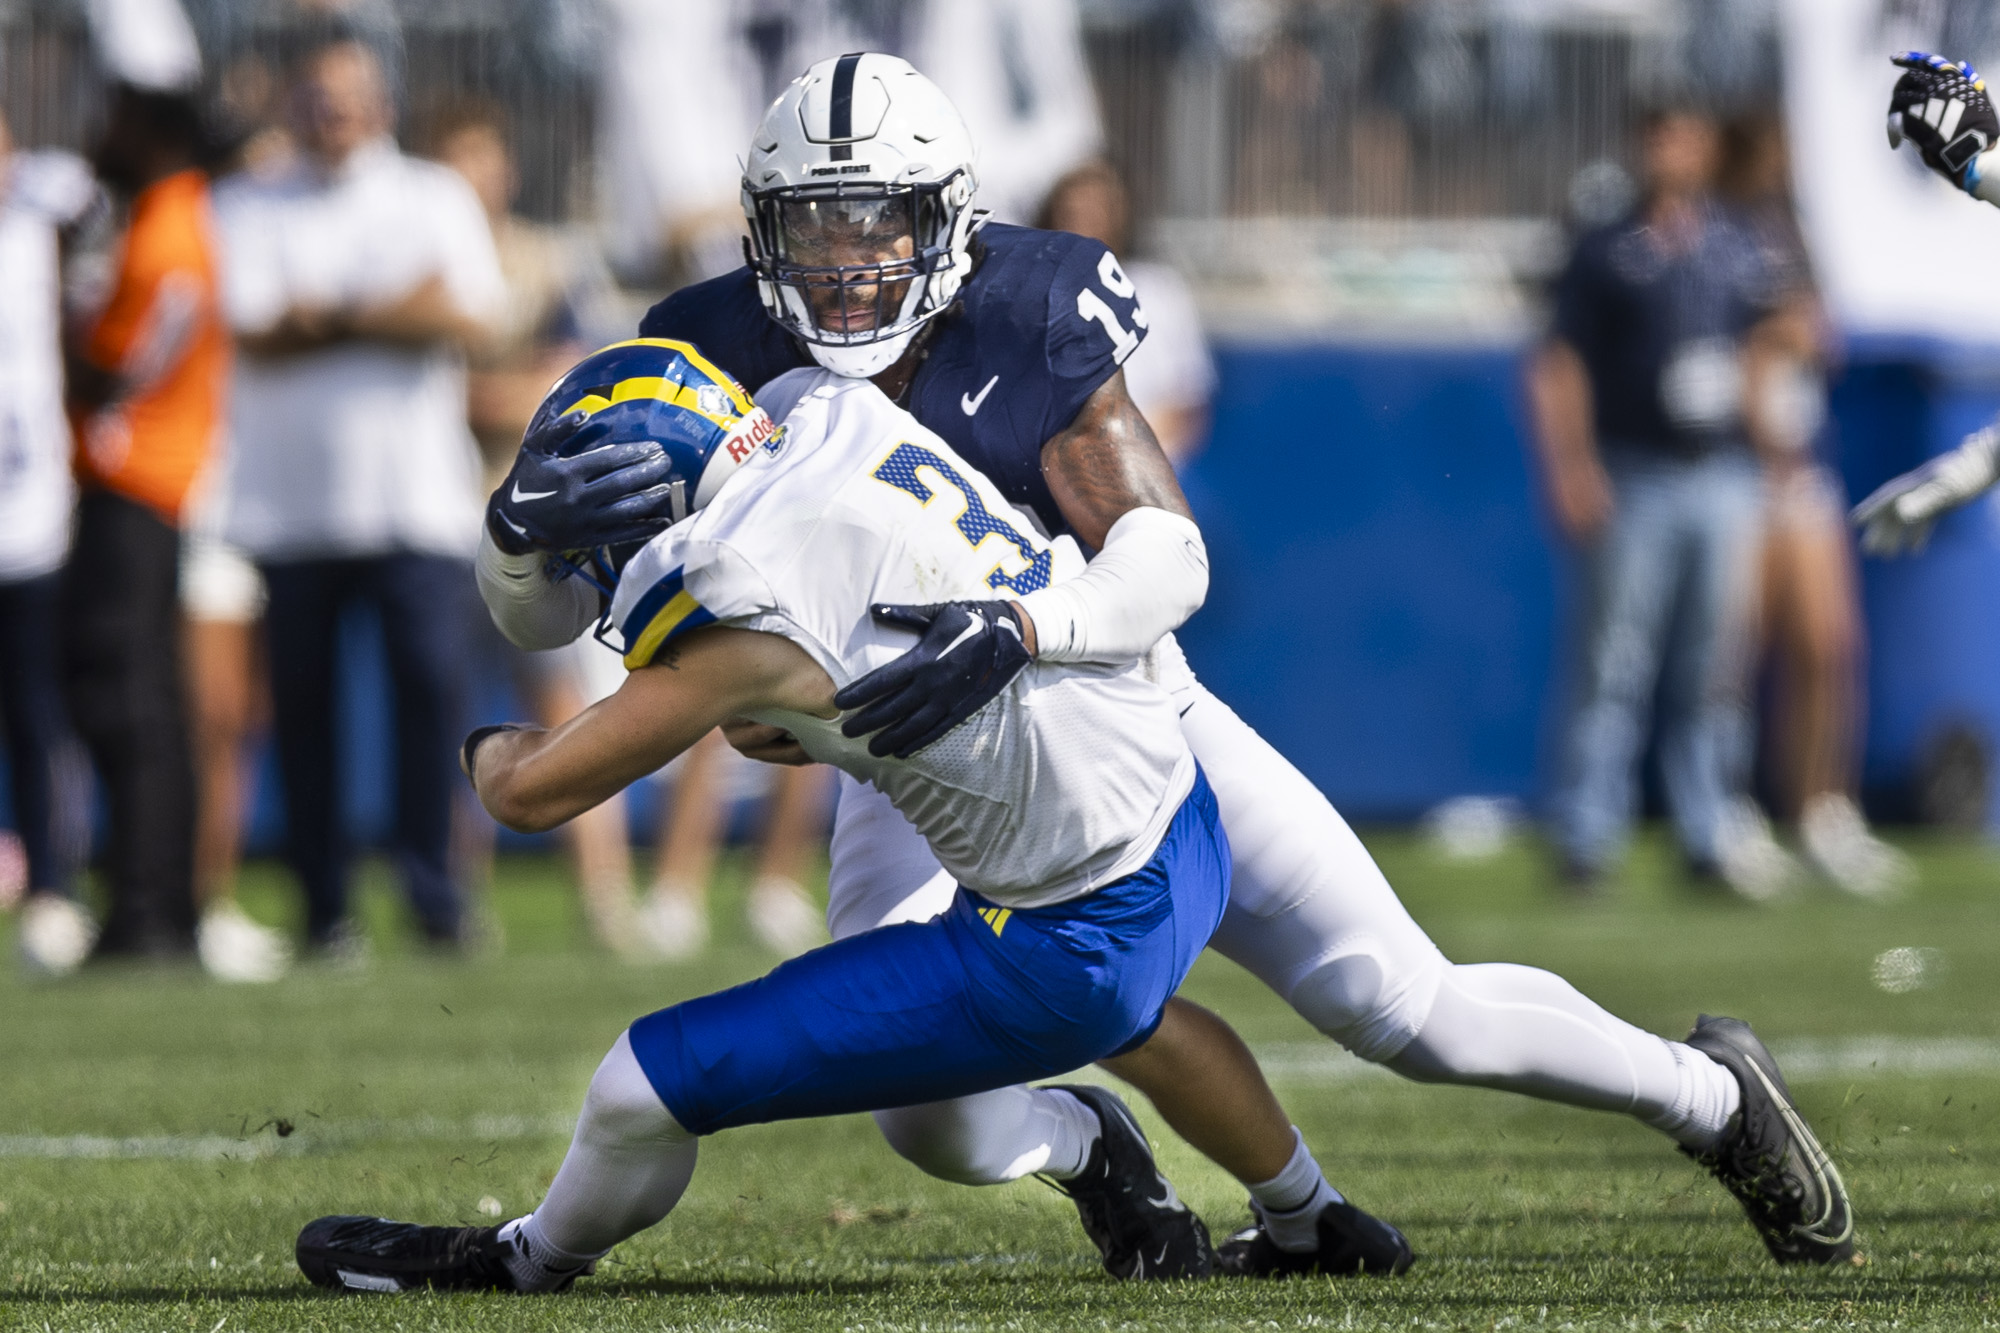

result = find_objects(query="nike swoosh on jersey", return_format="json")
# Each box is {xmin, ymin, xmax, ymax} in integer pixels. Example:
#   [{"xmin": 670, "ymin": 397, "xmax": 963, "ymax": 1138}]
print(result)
[
  {"xmin": 511, "ymin": 483, "xmax": 558, "ymax": 503},
  {"xmin": 960, "ymin": 375, "xmax": 999, "ymax": 416}
]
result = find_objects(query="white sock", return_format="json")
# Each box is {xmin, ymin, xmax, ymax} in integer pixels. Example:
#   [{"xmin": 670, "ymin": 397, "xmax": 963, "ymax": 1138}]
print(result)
[
  {"xmin": 1645, "ymin": 1041, "xmax": 1743, "ymax": 1153},
  {"xmin": 513, "ymin": 1030, "xmax": 697, "ymax": 1288},
  {"xmin": 1245, "ymin": 1128, "xmax": 1345, "ymax": 1254},
  {"xmin": 874, "ymin": 1084, "xmax": 1100, "ymax": 1185},
  {"xmin": 1036, "ymin": 1088, "xmax": 1102, "ymax": 1181},
  {"xmin": 497, "ymin": 1215, "xmax": 597, "ymax": 1293}
]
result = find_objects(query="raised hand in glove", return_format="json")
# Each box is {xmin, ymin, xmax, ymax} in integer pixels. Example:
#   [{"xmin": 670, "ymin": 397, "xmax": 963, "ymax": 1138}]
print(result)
[
  {"xmin": 833, "ymin": 600, "xmax": 1033, "ymax": 759},
  {"xmin": 1852, "ymin": 424, "xmax": 2000, "ymax": 556},
  {"xmin": 1888, "ymin": 52, "xmax": 2000, "ymax": 188},
  {"xmin": 485, "ymin": 400, "xmax": 683, "ymax": 556}
]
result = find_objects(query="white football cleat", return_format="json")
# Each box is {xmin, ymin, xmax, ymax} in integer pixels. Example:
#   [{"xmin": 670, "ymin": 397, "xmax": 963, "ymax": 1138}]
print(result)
[
  {"xmin": 18, "ymin": 893, "xmax": 97, "ymax": 976},
  {"xmin": 1715, "ymin": 799, "xmax": 1801, "ymax": 903},
  {"xmin": 635, "ymin": 886, "xmax": 710, "ymax": 962},
  {"xmin": 746, "ymin": 876, "xmax": 826, "ymax": 958},
  {"xmin": 1800, "ymin": 794, "xmax": 1915, "ymax": 900},
  {"xmin": 198, "ymin": 901, "xmax": 292, "ymax": 983}
]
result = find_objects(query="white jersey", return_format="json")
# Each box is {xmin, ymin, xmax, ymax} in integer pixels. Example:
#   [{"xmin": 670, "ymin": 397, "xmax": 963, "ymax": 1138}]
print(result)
[{"xmin": 608, "ymin": 368, "xmax": 1194, "ymax": 909}]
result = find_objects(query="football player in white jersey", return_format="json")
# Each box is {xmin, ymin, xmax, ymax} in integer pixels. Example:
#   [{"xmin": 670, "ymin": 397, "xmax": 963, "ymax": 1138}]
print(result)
[
  {"xmin": 297, "ymin": 338, "xmax": 1421, "ymax": 1292},
  {"xmin": 476, "ymin": 56, "xmax": 1855, "ymax": 1271}
]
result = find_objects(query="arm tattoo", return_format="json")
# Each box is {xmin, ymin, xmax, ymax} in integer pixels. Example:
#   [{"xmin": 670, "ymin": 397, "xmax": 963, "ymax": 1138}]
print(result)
[{"xmin": 1040, "ymin": 370, "xmax": 1193, "ymax": 551}]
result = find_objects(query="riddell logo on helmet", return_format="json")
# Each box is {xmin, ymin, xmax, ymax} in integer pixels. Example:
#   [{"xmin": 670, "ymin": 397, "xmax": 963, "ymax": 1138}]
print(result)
[
  {"xmin": 808, "ymin": 163, "xmax": 874, "ymax": 176},
  {"xmin": 723, "ymin": 409, "xmax": 783, "ymax": 464}
]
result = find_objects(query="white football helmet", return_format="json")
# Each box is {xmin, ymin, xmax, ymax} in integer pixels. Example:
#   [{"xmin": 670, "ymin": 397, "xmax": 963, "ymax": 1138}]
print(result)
[{"xmin": 742, "ymin": 52, "xmax": 980, "ymax": 378}]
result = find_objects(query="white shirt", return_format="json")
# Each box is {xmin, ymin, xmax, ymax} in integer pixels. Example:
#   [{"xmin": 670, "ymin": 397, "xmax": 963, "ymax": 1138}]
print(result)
[
  {"xmin": 0, "ymin": 151, "xmax": 96, "ymax": 581},
  {"xmin": 214, "ymin": 140, "xmax": 503, "ymax": 561},
  {"xmin": 1119, "ymin": 261, "xmax": 1217, "ymax": 426},
  {"xmin": 609, "ymin": 370, "xmax": 1194, "ymax": 909}
]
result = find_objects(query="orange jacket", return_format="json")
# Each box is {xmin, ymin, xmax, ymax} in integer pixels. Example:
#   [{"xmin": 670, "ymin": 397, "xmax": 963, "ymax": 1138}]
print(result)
[{"xmin": 71, "ymin": 169, "xmax": 227, "ymax": 524}]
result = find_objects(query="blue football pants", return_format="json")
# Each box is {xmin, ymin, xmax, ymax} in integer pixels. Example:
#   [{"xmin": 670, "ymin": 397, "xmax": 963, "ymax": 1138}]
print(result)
[{"xmin": 628, "ymin": 769, "xmax": 1229, "ymax": 1136}]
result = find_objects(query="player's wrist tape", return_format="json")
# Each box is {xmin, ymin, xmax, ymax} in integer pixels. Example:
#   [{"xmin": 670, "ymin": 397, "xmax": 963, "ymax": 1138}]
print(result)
[
  {"xmin": 461, "ymin": 724, "xmax": 527, "ymax": 781},
  {"xmin": 1018, "ymin": 507, "xmax": 1208, "ymax": 664}
]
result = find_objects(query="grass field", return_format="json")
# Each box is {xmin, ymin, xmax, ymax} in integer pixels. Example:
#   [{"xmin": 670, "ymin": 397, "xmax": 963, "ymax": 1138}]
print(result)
[{"xmin": 3, "ymin": 829, "xmax": 1998, "ymax": 1331}]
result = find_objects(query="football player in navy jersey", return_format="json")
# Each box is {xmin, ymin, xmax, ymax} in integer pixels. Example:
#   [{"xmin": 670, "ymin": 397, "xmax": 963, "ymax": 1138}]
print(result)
[{"xmin": 481, "ymin": 53, "xmax": 1853, "ymax": 1272}]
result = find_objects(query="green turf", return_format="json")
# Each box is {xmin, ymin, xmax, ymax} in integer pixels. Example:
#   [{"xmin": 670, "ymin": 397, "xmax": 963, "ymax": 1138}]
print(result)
[{"xmin": 3, "ymin": 830, "xmax": 1998, "ymax": 1330}]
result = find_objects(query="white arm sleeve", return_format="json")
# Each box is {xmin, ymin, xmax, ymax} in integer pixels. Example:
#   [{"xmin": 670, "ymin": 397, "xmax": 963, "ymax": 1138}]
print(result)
[
  {"xmin": 1017, "ymin": 507, "xmax": 1209, "ymax": 665},
  {"xmin": 475, "ymin": 528, "xmax": 600, "ymax": 651}
]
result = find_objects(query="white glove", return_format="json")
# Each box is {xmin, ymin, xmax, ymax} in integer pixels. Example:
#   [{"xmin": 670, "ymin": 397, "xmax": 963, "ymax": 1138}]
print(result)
[{"xmin": 1851, "ymin": 424, "xmax": 2000, "ymax": 556}]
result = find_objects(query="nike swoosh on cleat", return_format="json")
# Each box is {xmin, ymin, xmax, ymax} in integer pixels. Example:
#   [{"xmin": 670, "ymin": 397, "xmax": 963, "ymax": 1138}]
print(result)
[
  {"xmin": 510, "ymin": 483, "xmax": 558, "ymax": 503},
  {"xmin": 961, "ymin": 375, "xmax": 999, "ymax": 416},
  {"xmin": 500, "ymin": 514, "xmax": 532, "ymax": 538},
  {"xmin": 1745, "ymin": 1058, "xmax": 1852, "ymax": 1244}
]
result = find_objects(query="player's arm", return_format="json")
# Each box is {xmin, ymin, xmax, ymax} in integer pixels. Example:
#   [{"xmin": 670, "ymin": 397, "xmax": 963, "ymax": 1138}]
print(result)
[
  {"xmin": 466, "ymin": 625, "xmax": 835, "ymax": 832},
  {"xmin": 1017, "ymin": 368, "xmax": 1212, "ymax": 663},
  {"xmin": 476, "ymin": 401, "xmax": 688, "ymax": 650},
  {"xmin": 1852, "ymin": 422, "xmax": 2000, "ymax": 556}
]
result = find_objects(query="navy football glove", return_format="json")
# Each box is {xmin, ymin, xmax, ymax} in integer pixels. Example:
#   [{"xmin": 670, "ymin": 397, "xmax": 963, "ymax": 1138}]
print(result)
[
  {"xmin": 1889, "ymin": 52, "xmax": 2000, "ymax": 187},
  {"xmin": 485, "ymin": 401, "xmax": 682, "ymax": 556},
  {"xmin": 833, "ymin": 600, "xmax": 1033, "ymax": 759}
]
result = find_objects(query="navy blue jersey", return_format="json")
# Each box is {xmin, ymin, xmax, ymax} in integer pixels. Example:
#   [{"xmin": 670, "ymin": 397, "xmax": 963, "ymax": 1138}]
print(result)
[
  {"xmin": 638, "ymin": 223, "xmax": 1148, "ymax": 540},
  {"xmin": 1551, "ymin": 202, "xmax": 1777, "ymax": 457}
]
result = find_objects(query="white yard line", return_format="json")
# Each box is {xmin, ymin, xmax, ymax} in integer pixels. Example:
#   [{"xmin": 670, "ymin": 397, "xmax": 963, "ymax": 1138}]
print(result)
[{"xmin": 6, "ymin": 1038, "xmax": 1997, "ymax": 1160}]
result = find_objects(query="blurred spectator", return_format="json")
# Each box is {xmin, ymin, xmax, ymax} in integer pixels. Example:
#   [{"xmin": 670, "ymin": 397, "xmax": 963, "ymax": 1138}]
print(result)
[
  {"xmin": 917, "ymin": 0, "xmax": 1103, "ymax": 224},
  {"xmin": 642, "ymin": 735, "xmax": 830, "ymax": 961},
  {"xmin": 1037, "ymin": 160, "xmax": 1215, "ymax": 466},
  {"xmin": 426, "ymin": 98, "xmax": 658, "ymax": 957},
  {"xmin": 1720, "ymin": 115, "xmax": 1914, "ymax": 899},
  {"xmin": 1527, "ymin": 106, "xmax": 1796, "ymax": 899},
  {"xmin": 180, "ymin": 488, "xmax": 291, "ymax": 978},
  {"xmin": 214, "ymin": 31, "xmax": 503, "ymax": 956},
  {"xmin": 0, "ymin": 113, "xmax": 96, "ymax": 974},
  {"xmin": 596, "ymin": 0, "xmax": 1100, "ymax": 281},
  {"xmin": 62, "ymin": 83, "xmax": 226, "ymax": 961}
]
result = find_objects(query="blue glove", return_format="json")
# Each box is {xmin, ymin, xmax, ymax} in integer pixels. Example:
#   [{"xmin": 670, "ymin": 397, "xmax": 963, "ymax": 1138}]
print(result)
[
  {"xmin": 485, "ymin": 401, "xmax": 682, "ymax": 556},
  {"xmin": 1889, "ymin": 52, "xmax": 1999, "ymax": 187},
  {"xmin": 833, "ymin": 600, "xmax": 1033, "ymax": 759}
]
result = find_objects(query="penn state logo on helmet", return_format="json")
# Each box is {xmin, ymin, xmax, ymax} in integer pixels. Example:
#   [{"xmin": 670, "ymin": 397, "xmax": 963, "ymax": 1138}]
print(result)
[
  {"xmin": 741, "ymin": 52, "xmax": 981, "ymax": 379},
  {"xmin": 529, "ymin": 338, "xmax": 783, "ymax": 522}
]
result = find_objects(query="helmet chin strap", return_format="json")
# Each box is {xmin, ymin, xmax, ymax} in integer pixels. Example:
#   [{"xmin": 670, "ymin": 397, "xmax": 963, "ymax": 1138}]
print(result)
[{"xmin": 809, "ymin": 327, "xmax": 917, "ymax": 379}]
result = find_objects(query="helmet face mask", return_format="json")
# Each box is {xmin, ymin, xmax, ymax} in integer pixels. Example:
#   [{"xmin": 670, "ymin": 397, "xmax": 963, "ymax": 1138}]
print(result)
[
  {"xmin": 756, "ymin": 185, "xmax": 922, "ymax": 342},
  {"xmin": 742, "ymin": 53, "xmax": 980, "ymax": 378}
]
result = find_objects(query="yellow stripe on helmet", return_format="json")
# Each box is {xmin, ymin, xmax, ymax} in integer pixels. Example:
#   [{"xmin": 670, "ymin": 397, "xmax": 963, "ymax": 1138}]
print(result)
[{"xmin": 596, "ymin": 338, "xmax": 754, "ymax": 415}]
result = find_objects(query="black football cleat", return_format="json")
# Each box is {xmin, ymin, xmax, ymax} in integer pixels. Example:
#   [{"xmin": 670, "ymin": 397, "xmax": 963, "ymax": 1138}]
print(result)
[
  {"xmin": 1042, "ymin": 1083, "xmax": 1214, "ymax": 1280},
  {"xmin": 1680, "ymin": 1015, "xmax": 1856, "ymax": 1265},
  {"xmin": 297, "ymin": 1215, "xmax": 560, "ymax": 1294},
  {"xmin": 1216, "ymin": 1197, "xmax": 1415, "ymax": 1278}
]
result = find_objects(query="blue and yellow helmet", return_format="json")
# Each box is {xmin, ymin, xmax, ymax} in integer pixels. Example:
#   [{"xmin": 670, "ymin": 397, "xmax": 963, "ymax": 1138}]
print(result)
[{"xmin": 529, "ymin": 338, "xmax": 783, "ymax": 520}]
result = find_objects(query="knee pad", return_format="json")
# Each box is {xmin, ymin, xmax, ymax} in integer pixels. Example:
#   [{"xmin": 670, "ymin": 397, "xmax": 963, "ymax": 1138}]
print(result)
[
  {"xmin": 581, "ymin": 1032, "xmax": 689, "ymax": 1149},
  {"xmin": 1286, "ymin": 935, "xmax": 1445, "ymax": 1065}
]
